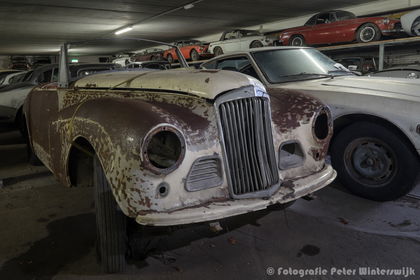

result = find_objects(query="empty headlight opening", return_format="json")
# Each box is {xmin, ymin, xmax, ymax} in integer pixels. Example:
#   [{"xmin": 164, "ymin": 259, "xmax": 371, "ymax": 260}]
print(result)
[
  {"xmin": 142, "ymin": 126, "xmax": 185, "ymax": 174},
  {"xmin": 313, "ymin": 108, "xmax": 331, "ymax": 141},
  {"xmin": 279, "ymin": 141, "xmax": 305, "ymax": 170}
]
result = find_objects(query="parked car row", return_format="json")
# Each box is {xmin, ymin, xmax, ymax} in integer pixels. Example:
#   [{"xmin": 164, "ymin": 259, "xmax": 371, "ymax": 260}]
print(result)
[
  {"xmin": 0, "ymin": 63, "xmax": 119, "ymax": 126},
  {"xmin": 117, "ymin": 8, "xmax": 420, "ymax": 67}
]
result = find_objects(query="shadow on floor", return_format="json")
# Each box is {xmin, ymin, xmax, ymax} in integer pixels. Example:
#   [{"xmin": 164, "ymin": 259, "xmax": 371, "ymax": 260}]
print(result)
[{"xmin": 0, "ymin": 213, "xmax": 96, "ymax": 280}]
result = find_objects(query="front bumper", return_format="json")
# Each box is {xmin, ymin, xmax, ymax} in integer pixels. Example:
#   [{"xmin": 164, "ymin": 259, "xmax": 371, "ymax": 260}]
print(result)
[{"xmin": 136, "ymin": 164, "xmax": 336, "ymax": 226}]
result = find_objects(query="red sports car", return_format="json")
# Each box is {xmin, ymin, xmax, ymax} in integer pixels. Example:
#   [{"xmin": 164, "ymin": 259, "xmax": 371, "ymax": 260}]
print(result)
[
  {"xmin": 163, "ymin": 40, "xmax": 213, "ymax": 63},
  {"xmin": 277, "ymin": 10, "xmax": 402, "ymax": 46}
]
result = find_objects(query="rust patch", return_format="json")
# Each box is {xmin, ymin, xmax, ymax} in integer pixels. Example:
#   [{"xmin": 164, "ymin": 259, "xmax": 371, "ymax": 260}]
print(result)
[{"xmin": 269, "ymin": 88, "xmax": 321, "ymax": 133}]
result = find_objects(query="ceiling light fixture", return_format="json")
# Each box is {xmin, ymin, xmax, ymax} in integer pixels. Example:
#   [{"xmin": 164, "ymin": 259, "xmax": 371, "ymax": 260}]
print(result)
[
  {"xmin": 115, "ymin": 26, "xmax": 133, "ymax": 35},
  {"xmin": 183, "ymin": 3, "xmax": 195, "ymax": 10}
]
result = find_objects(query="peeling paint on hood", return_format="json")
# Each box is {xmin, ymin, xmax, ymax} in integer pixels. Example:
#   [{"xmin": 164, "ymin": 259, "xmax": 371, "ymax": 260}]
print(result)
[{"xmin": 73, "ymin": 68, "xmax": 265, "ymax": 100}]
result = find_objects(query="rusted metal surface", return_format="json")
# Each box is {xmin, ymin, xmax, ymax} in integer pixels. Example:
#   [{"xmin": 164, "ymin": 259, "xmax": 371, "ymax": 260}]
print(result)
[{"xmin": 24, "ymin": 68, "xmax": 335, "ymax": 225}]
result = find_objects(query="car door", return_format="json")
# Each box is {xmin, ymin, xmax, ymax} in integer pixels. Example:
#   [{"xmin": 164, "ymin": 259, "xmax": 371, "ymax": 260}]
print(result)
[
  {"xmin": 221, "ymin": 31, "xmax": 241, "ymax": 53},
  {"xmin": 25, "ymin": 83, "xmax": 60, "ymax": 170}
]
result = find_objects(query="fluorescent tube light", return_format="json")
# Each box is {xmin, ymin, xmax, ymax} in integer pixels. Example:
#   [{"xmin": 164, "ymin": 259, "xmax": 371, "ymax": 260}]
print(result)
[
  {"xmin": 115, "ymin": 26, "xmax": 133, "ymax": 35},
  {"xmin": 184, "ymin": 3, "xmax": 194, "ymax": 9}
]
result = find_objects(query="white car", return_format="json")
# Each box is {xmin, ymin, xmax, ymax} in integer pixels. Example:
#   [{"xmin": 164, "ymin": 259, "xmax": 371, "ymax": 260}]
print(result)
[
  {"xmin": 208, "ymin": 29, "xmax": 273, "ymax": 56},
  {"xmin": 112, "ymin": 55, "xmax": 132, "ymax": 67},
  {"xmin": 401, "ymin": 9, "xmax": 420, "ymax": 36},
  {"xmin": 0, "ymin": 71, "xmax": 27, "ymax": 87},
  {"xmin": 202, "ymin": 47, "xmax": 420, "ymax": 201},
  {"xmin": 0, "ymin": 70, "xmax": 21, "ymax": 85}
]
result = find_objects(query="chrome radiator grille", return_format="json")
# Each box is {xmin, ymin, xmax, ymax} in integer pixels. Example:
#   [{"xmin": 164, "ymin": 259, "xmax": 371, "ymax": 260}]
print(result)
[{"xmin": 218, "ymin": 97, "xmax": 279, "ymax": 197}]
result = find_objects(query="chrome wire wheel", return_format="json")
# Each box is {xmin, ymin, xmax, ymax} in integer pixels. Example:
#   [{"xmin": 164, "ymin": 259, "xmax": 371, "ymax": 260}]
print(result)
[
  {"xmin": 359, "ymin": 26, "xmax": 376, "ymax": 42},
  {"xmin": 290, "ymin": 36, "xmax": 304, "ymax": 46},
  {"xmin": 343, "ymin": 137, "xmax": 397, "ymax": 187}
]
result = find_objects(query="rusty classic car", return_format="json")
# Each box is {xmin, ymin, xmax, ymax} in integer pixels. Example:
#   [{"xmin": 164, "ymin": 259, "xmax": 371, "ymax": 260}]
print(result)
[{"xmin": 23, "ymin": 43, "xmax": 336, "ymax": 272}]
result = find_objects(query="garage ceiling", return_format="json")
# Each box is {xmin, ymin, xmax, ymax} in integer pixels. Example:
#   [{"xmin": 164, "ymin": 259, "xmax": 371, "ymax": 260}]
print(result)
[{"xmin": 1, "ymin": 0, "xmax": 379, "ymax": 55}]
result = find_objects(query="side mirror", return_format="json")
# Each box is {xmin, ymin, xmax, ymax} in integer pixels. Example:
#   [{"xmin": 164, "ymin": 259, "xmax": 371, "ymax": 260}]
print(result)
[{"xmin": 347, "ymin": 65, "xmax": 358, "ymax": 71}]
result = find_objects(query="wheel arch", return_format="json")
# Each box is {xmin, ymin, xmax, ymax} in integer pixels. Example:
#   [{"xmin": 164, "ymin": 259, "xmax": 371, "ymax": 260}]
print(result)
[
  {"xmin": 332, "ymin": 113, "xmax": 419, "ymax": 159},
  {"xmin": 249, "ymin": 40, "xmax": 262, "ymax": 48},
  {"xmin": 67, "ymin": 136, "xmax": 96, "ymax": 187}
]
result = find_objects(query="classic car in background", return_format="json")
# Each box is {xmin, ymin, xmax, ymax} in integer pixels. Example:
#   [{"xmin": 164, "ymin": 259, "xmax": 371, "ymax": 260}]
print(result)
[
  {"xmin": 23, "ymin": 43, "xmax": 336, "ymax": 273},
  {"xmin": 126, "ymin": 61, "xmax": 171, "ymax": 70},
  {"xmin": 333, "ymin": 56, "xmax": 379, "ymax": 74},
  {"xmin": 0, "ymin": 63, "xmax": 118, "ymax": 125},
  {"xmin": 163, "ymin": 40, "xmax": 213, "ymax": 63},
  {"xmin": 202, "ymin": 46, "xmax": 420, "ymax": 201},
  {"xmin": 133, "ymin": 48, "xmax": 164, "ymax": 62},
  {"xmin": 0, "ymin": 70, "xmax": 21, "ymax": 85},
  {"xmin": 401, "ymin": 9, "xmax": 420, "ymax": 36},
  {"xmin": 277, "ymin": 10, "xmax": 402, "ymax": 46},
  {"xmin": 208, "ymin": 29, "xmax": 273, "ymax": 56},
  {"xmin": 9, "ymin": 56, "xmax": 31, "ymax": 70},
  {"xmin": 112, "ymin": 54, "xmax": 133, "ymax": 67},
  {"xmin": 369, "ymin": 64, "xmax": 420, "ymax": 79},
  {"xmin": 0, "ymin": 71, "xmax": 28, "ymax": 88}
]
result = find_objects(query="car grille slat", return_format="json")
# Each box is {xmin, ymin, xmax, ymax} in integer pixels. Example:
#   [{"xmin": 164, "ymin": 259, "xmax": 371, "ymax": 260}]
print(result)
[{"xmin": 219, "ymin": 96, "xmax": 279, "ymax": 197}]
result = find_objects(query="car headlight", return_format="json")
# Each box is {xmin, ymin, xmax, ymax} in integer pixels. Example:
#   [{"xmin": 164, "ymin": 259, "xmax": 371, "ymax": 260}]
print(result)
[
  {"xmin": 142, "ymin": 125, "xmax": 185, "ymax": 174},
  {"xmin": 313, "ymin": 108, "xmax": 332, "ymax": 141}
]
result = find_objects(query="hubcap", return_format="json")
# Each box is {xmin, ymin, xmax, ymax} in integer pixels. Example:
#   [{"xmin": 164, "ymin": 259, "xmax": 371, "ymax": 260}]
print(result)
[
  {"xmin": 344, "ymin": 138, "xmax": 397, "ymax": 187},
  {"xmin": 291, "ymin": 37, "xmax": 303, "ymax": 46},
  {"xmin": 360, "ymin": 27, "xmax": 375, "ymax": 42}
]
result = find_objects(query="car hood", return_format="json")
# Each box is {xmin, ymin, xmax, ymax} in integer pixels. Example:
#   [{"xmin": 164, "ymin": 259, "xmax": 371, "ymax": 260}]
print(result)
[
  {"xmin": 273, "ymin": 76, "xmax": 420, "ymax": 102},
  {"xmin": 73, "ymin": 68, "xmax": 265, "ymax": 100}
]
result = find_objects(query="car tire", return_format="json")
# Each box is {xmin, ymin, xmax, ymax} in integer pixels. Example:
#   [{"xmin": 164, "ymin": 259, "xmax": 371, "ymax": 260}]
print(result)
[
  {"xmin": 167, "ymin": 54, "xmax": 174, "ymax": 63},
  {"xmin": 214, "ymin": 47, "xmax": 223, "ymax": 56},
  {"xmin": 330, "ymin": 121, "xmax": 420, "ymax": 201},
  {"xmin": 357, "ymin": 23, "xmax": 381, "ymax": 43},
  {"xmin": 250, "ymin": 40, "xmax": 263, "ymax": 48},
  {"xmin": 288, "ymin": 35, "xmax": 305, "ymax": 46},
  {"xmin": 412, "ymin": 16, "xmax": 420, "ymax": 35},
  {"xmin": 93, "ymin": 155, "xmax": 128, "ymax": 273},
  {"xmin": 190, "ymin": 49, "xmax": 199, "ymax": 61},
  {"xmin": 21, "ymin": 114, "xmax": 42, "ymax": 166}
]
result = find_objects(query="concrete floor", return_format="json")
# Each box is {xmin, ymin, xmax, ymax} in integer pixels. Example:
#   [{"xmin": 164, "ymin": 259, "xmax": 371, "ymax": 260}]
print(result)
[{"xmin": 0, "ymin": 126, "xmax": 419, "ymax": 280}]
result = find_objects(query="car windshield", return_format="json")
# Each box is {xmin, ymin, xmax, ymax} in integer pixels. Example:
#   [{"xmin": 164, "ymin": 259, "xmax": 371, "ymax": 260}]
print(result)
[
  {"xmin": 252, "ymin": 48, "xmax": 353, "ymax": 83},
  {"xmin": 240, "ymin": 30, "xmax": 261, "ymax": 36}
]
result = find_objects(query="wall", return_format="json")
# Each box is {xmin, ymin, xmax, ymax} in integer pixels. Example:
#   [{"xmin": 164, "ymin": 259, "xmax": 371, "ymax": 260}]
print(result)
[{"xmin": 0, "ymin": 56, "xmax": 10, "ymax": 69}]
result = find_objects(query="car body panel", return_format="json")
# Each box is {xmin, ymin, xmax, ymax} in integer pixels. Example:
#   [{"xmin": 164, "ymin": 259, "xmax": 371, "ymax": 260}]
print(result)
[{"xmin": 25, "ymin": 67, "xmax": 335, "ymax": 226}]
